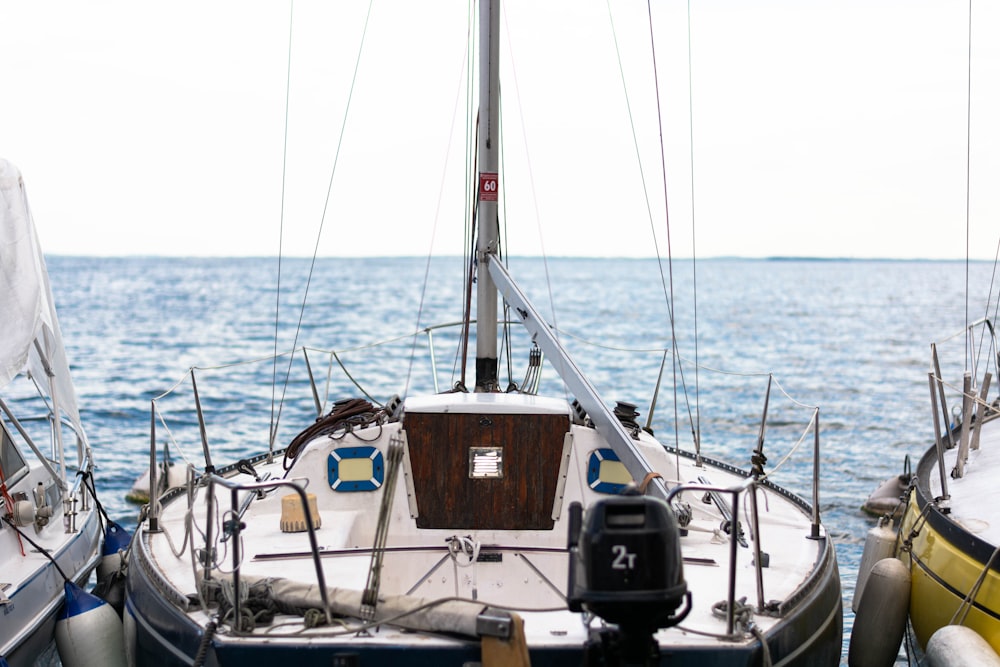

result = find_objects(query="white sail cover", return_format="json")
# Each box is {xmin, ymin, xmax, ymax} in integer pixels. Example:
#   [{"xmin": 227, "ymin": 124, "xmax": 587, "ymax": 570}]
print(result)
[{"xmin": 0, "ymin": 158, "xmax": 84, "ymax": 442}]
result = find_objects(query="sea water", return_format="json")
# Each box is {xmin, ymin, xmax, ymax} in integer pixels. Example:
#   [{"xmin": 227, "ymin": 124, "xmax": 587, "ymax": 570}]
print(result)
[{"xmin": 42, "ymin": 255, "xmax": 998, "ymax": 665}]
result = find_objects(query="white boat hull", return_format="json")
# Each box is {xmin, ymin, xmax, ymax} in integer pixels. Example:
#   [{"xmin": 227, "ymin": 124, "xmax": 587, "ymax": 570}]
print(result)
[
  {"xmin": 126, "ymin": 404, "xmax": 841, "ymax": 666},
  {"xmin": 0, "ymin": 508, "xmax": 101, "ymax": 667}
]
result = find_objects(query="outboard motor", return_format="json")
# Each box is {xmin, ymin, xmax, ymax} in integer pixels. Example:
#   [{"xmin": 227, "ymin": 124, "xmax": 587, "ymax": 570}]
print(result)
[{"xmin": 568, "ymin": 496, "xmax": 690, "ymax": 666}]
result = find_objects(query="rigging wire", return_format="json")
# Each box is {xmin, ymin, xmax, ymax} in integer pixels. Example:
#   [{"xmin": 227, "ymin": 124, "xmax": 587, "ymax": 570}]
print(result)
[
  {"xmin": 685, "ymin": 0, "xmax": 702, "ymax": 459},
  {"xmin": 460, "ymin": 195, "xmax": 477, "ymax": 389},
  {"xmin": 498, "ymin": 122, "xmax": 515, "ymax": 390},
  {"xmin": 403, "ymin": 17, "xmax": 476, "ymax": 399},
  {"xmin": 642, "ymin": 0, "xmax": 696, "ymax": 464},
  {"xmin": 604, "ymin": 0, "xmax": 682, "ymax": 449},
  {"xmin": 271, "ymin": 0, "xmax": 376, "ymax": 450},
  {"xmin": 970, "ymin": 0, "xmax": 1000, "ymax": 390},
  {"xmin": 270, "ymin": 0, "xmax": 295, "ymax": 456},
  {"xmin": 990, "ymin": 238, "xmax": 1000, "ymax": 331},
  {"xmin": 500, "ymin": 4, "xmax": 565, "ymax": 398},
  {"xmin": 1, "ymin": 515, "xmax": 70, "ymax": 581},
  {"xmin": 458, "ymin": 0, "xmax": 478, "ymax": 390},
  {"xmin": 964, "ymin": 0, "xmax": 974, "ymax": 375},
  {"xmin": 608, "ymin": 0, "xmax": 701, "ymax": 458},
  {"xmin": 964, "ymin": 0, "xmax": 1000, "ymax": 395}
]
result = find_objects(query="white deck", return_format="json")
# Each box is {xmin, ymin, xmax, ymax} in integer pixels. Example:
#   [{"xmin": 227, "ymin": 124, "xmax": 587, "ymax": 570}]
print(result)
[
  {"xmin": 926, "ymin": 416, "xmax": 1000, "ymax": 547},
  {"xmin": 0, "ymin": 464, "xmax": 101, "ymax": 661},
  {"xmin": 143, "ymin": 413, "xmax": 830, "ymax": 652}
]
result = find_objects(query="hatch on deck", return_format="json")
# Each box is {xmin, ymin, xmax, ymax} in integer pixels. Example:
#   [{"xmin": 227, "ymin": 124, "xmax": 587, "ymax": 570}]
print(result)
[{"xmin": 404, "ymin": 394, "xmax": 570, "ymax": 530}]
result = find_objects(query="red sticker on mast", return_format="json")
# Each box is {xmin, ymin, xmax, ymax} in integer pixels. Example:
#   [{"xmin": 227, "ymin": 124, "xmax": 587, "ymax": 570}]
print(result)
[{"xmin": 479, "ymin": 173, "xmax": 499, "ymax": 202}]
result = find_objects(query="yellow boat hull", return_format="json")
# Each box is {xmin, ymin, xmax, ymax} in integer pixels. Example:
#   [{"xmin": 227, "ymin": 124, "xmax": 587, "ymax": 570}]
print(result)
[{"xmin": 899, "ymin": 452, "xmax": 1000, "ymax": 654}]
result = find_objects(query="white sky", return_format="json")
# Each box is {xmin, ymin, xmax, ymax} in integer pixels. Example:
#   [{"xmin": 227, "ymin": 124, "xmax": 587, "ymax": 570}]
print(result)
[{"xmin": 2, "ymin": 0, "xmax": 999, "ymax": 259}]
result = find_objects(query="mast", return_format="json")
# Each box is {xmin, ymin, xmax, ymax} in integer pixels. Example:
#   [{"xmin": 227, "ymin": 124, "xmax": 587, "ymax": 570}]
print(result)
[{"xmin": 475, "ymin": 0, "xmax": 500, "ymax": 391}]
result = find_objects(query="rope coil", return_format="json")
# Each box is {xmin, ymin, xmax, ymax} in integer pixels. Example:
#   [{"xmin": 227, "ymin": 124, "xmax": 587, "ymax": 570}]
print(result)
[{"xmin": 284, "ymin": 398, "xmax": 385, "ymax": 469}]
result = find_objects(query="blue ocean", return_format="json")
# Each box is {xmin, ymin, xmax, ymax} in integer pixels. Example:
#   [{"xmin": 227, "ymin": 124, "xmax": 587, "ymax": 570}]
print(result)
[{"xmin": 43, "ymin": 255, "xmax": 998, "ymax": 665}]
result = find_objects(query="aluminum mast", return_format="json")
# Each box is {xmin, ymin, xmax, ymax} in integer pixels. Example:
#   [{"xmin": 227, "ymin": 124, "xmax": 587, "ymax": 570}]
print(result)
[{"xmin": 475, "ymin": 0, "xmax": 500, "ymax": 391}]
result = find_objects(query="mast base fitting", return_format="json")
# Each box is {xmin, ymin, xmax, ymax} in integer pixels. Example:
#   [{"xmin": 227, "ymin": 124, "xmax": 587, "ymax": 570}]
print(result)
[{"xmin": 475, "ymin": 357, "xmax": 499, "ymax": 392}]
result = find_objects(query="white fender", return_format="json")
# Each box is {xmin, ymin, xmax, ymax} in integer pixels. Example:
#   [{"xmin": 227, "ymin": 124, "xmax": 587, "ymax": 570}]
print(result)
[
  {"xmin": 123, "ymin": 606, "xmax": 138, "ymax": 667},
  {"xmin": 852, "ymin": 518, "xmax": 897, "ymax": 612},
  {"xmin": 55, "ymin": 581, "xmax": 126, "ymax": 667},
  {"xmin": 926, "ymin": 625, "xmax": 1000, "ymax": 667},
  {"xmin": 98, "ymin": 520, "xmax": 132, "ymax": 582},
  {"xmin": 848, "ymin": 557, "xmax": 910, "ymax": 667},
  {"xmin": 125, "ymin": 461, "xmax": 187, "ymax": 504}
]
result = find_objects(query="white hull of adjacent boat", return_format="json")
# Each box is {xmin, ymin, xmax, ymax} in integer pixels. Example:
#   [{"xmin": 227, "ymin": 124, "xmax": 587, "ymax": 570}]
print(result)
[
  {"xmin": 1, "ymin": 159, "xmax": 113, "ymax": 667},
  {"xmin": 0, "ymin": 485, "xmax": 101, "ymax": 667}
]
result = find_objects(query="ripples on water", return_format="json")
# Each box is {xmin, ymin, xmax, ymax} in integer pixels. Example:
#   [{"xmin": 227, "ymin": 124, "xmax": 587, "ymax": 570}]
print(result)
[{"xmin": 43, "ymin": 255, "xmax": 998, "ymax": 665}]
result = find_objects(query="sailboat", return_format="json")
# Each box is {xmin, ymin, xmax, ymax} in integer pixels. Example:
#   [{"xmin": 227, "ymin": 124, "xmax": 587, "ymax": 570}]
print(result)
[
  {"xmin": 123, "ymin": 3, "xmax": 842, "ymax": 665},
  {"xmin": 902, "ymin": 319, "xmax": 1000, "ymax": 656},
  {"xmin": 849, "ymin": 5, "xmax": 1000, "ymax": 662},
  {"xmin": 0, "ymin": 159, "xmax": 105, "ymax": 666},
  {"xmin": 854, "ymin": 317, "xmax": 1000, "ymax": 663}
]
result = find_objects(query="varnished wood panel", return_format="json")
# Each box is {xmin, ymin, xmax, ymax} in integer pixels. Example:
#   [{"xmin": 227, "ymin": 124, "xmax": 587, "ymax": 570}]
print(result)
[{"xmin": 405, "ymin": 410, "xmax": 568, "ymax": 530}]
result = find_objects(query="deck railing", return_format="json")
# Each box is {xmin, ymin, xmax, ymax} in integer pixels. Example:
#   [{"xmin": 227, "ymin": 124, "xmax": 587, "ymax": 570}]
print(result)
[
  {"xmin": 201, "ymin": 473, "xmax": 333, "ymax": 631},
  {"xmin": 141, "ymin": 321, "xmax": 828, "ymax": 623},
  {"xmin": 928, "ymin": 318, "xmax": 1000, "ymax": 493}
]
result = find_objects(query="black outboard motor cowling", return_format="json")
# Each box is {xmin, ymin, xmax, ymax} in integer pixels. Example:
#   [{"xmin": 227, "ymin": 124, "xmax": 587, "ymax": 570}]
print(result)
[{"xmin": 568, "ymin": 496, "xmax": 691, "ymax": 665}]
